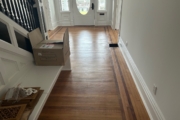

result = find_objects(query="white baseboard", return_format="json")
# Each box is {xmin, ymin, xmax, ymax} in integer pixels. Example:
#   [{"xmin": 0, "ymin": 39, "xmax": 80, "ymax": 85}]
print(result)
[
  {"xmin": 119, "ymin": 37, "xmax": 165, "ymax": 120},
  {"xmin": 59, "ymin": 21, "xmax": 72, "ymax": 26},
  {"xmin": 95, "ymin": 21, "xmax": 111, "ymax": 26},
  {"xmin": 51, "ymin": 21, "xmax": 59, "ymax": 30}
]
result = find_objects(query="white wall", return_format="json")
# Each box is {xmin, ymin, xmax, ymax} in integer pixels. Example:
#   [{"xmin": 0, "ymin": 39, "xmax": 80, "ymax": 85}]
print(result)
[
  {"xmin": 115, "ymin": 0, "xmax": 122, "ymax": 29},
  {"xmin": 44, "ymin": 0, "xmax": 59, "ymax": 30},
  {"xmin": 111, "ymin": 0, "xmax": 122, "ymax": 30},
  {"xmin": 111, "ymin": 0, "xmax": 115, "ymax": 28},
  {"xmin": 120, "ymin": 0, "xmax": 180, "ymax": 119},
  {"xmin": 43, "ymin": 0, "xmax": 50, "ymax": 30}
]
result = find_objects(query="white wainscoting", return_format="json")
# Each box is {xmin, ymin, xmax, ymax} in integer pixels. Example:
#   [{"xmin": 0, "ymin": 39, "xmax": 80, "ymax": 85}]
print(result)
[
  {"xmin": 95, "ymin": 12, "xmax": 111, "ymax": 26},
  {"xmin": 59, "ymin": 12, "xmax": 72, "ymax": 26},
  {"xmin": 118, "ymin": 38, "xmax": 165, "ymax": 120},
  {"xmin": 0, "ymin": 40, "xmax": 33, "ymax": 96}
]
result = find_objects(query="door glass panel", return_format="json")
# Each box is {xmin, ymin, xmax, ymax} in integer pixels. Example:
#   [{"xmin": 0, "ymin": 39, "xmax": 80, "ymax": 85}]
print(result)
[
  {"xmin": 61, "ymin": 0, "xmax": 70, "ymax": 11},
  {"xmin": 76, "ymin": 0, "xmax": 91, "ymax": 15},
  {"xmin": 98, "ymin": 0, "xmax": 106, "ymax": 11}
]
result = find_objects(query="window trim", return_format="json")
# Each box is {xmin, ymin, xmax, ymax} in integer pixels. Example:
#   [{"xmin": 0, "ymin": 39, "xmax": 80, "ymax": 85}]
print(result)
[
  {"xmin": 60, "ymin": 0, "xmax": 70, "ymax": 12},
  {"xmin": 97, "ymin": 0, "xmax": 107, "ymax": 12}
]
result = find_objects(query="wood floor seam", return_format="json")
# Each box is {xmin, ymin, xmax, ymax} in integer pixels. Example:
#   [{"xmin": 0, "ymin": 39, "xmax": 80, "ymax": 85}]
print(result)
[
  {"xmin": 49, "ymin": 27, "xmax": 63, "ymax": 39},
  {"xmin": 107, "ymin": 26, "xmax": 137, "ymax": 120},
  {"xmin": 113, "ymin": 48, "xmax": 137, "ymax": 120},
  {"xmin": 109, "ymin": 48, "xmax": 126, "ymax": 120}
]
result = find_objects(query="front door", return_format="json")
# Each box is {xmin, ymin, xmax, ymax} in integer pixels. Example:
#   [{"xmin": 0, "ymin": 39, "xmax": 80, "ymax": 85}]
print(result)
[{"xmin": 73, "ymin": 0, "xmax": 95, "ymax": 25}]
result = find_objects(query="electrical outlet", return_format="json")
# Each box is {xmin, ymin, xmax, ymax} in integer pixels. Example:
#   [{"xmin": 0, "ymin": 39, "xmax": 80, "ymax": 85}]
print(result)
[
  {"xmin": 126, "ymin": 41, "xmax": 128, "ymax": 46},
  {"xmin": 153, "ymin": 84, "xmax": 157, "ymax": 95}
]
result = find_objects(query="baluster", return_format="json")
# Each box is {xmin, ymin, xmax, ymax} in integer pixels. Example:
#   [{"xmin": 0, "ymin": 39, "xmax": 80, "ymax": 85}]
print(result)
[
  {"xmin": 41, "ymin": 6, "xmax": 47, "ymax": 32},
  {"xmin": 17, "ymin": 0, "xmax": 27, "ymax": 29},
  {"xmin": 27, "ymin": 0, "xmax": 36, "ymax": 29},
  {"xmin": 2, "ymin": 0, "xmax": 10, "ymax": 16},
  {"xmin": 20, "ymin": 0, "xmax": 30, "ymax": 31},
  {"xmin": 11, "ymin": 0, "xmax": 19, "ymax": 23},
  {"xmin": 14, "ymin": 0, "xmax": 23, "ymax": 25},
  {"xmin": 0, "ymin": 0, "xmax": 5, "ymax": 13},
  {"xmin": 6, "ymin": 0, "xmax": 15, "ymax": 20},
  {"xmin": 24, "ymin": 0, "xmax": 33, "ymax": 31},
  {"xmin": 34, "ymin": 8, "xmax": 40, "ymax": 29},
  {"xmin": 30, "ymin": 5, "xmax": 36, "ymax": 29},
  {"xmin": 27, "ymin": 1, "xmax": 36, "ymax": 29}
]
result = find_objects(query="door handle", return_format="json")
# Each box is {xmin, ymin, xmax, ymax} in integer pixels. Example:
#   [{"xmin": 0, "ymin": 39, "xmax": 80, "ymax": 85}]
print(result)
[{"xmin": 91, "ymin": 3, "xmax": 94, "ymax": 10}]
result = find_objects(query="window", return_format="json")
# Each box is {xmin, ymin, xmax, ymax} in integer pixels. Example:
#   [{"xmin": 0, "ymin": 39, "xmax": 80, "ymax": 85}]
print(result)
[
  {"xmin": 76, "ymin": 0, "xmax": 90, "ymax": 15},
  {"xmin": 61, "ymin": 0, "xmax": 70, "ymax": 11},
  {"xmin": 98, "ymin": 0, "xmax": 106, "ymax": 11}
]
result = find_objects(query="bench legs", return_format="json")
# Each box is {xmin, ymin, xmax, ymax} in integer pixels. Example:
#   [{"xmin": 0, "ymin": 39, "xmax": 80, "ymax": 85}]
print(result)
[{"xmin": 62, "ymin": 57, "xmax": 71, "ymax": 71}]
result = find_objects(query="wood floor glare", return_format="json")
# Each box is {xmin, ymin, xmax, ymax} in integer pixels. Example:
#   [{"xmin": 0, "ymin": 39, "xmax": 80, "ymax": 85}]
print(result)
[{"xmin": 38, "ymin": 26, "xmax": 150, "ymax": 120}]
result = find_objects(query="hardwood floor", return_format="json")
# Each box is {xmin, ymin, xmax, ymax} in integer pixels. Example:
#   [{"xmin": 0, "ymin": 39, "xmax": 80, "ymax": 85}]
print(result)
[
  {"xmin": 105, "ymin": 26, "xmax": 119, "ymax": 44},
  {"xmin": 48, "ymin": 26, "xmax": 63, "ymax": 39},
  {"xmin": 38, "ymin": 26, "xmax": 150, "ymax": 120}
]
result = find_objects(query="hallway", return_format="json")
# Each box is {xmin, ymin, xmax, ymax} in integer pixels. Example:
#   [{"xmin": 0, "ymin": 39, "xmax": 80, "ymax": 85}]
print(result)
[{"xmin": 38, "ymin": 26, "xmax": 149, "ymax": 120}]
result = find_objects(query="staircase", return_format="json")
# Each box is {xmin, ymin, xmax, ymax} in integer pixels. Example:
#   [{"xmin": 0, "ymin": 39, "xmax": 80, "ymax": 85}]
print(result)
[
  {"xmin": 0, "ymin": 0, "xmax": 48, "ymax": 54},
  {"xmin": 0, "ymin": 0, "xmax": 40, "ymax": 32}
]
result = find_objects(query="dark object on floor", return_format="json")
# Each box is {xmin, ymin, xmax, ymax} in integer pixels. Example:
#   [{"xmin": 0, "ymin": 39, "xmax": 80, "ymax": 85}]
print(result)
[{"xmin": 109, "ymin": 44, "xmax": 119, "ymax": 47}]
